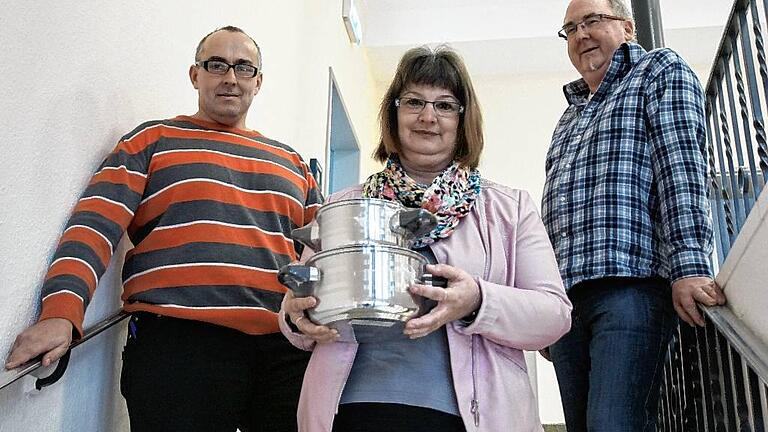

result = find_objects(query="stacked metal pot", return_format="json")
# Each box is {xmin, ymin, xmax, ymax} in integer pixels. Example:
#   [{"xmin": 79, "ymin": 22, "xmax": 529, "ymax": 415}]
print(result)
[{"xmin": 278, "ymin": 198, "xmax": 444, "ymax": 342}]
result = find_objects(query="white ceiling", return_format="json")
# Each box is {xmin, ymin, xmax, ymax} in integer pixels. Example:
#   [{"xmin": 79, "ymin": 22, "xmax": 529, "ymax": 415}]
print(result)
[{"xmin": 358, "ymin": 0, "xmax": 734, "ymax": 85}]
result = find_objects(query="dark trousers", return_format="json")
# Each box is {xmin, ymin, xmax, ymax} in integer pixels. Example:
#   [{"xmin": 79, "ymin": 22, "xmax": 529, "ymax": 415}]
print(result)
[
  {"xmin": 332, "ymin": 403, "xmax": 466, "ymax": 432},
  {"xmin": 120, "ymin": 312, "xmax": 310, "ymax": 432},
  {"xmin": 550, "ymin": 277, "xmax": 677, "ymax": 432}
]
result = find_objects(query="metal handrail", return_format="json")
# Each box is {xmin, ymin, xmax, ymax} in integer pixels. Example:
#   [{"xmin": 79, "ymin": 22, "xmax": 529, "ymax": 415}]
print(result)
[
  {"xmin": 659, "ymin": 304, "xmax": 768, "ymax": 430},
  {"xmin": 0, "ymin": 310, "xmax": 129, "ymax": 392},
  {"xmin": 658, "ymin": 0, "xmax": 768, "ymax": 428},
  {"xmin": 704, "ymin": 0, "xmax": 740, "ymax": 97},
  {"xmin": 705, "ymin": 305, "xmax": 768, "ymax": 383}
]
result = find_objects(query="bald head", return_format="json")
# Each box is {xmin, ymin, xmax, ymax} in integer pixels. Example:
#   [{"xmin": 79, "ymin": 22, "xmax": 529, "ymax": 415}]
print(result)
[{"xmin": 195, "ymin": 26, "xmax": 262, "ymax": 70}]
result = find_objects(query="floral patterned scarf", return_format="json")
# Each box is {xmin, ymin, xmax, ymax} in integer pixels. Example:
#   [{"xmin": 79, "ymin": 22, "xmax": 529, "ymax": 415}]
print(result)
[{"xmin": 362, "ymin": 155, "xmax": 482, "ymax": 248}]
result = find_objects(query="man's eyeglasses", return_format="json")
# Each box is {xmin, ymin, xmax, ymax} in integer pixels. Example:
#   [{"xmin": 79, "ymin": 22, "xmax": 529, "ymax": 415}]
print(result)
[
  {"xmin": 395, "ymin": 97, "xmax": 465, "ymax": 117},
  {"xmin": 558, "ymin": 13, "xmax": 626, "ymax": 40},
  {"xmin": 196, "ymin": 59, "xmax": 260, "ymax": 78}
]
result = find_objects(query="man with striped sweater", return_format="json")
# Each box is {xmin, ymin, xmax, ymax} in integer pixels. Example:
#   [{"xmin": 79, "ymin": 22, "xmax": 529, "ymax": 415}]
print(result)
[{"xmin": 5, "ymin": 26, "xmax": 322, "ymax": 431}]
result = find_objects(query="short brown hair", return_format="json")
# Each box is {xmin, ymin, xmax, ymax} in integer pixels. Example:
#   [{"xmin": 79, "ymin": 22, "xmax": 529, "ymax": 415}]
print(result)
[
  {"xmin": 195, "ymin": 26, "xmax": 262, "ymax": 70},
  {"xmin": 373, "ymin": 45, "xmax": 484, "ymax": 169}
]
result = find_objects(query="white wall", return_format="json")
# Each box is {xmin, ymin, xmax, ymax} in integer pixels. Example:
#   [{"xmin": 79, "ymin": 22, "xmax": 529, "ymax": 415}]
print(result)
[{"xmin": 0, "ymin": 1, "xmax": 377, "ymax": 431}]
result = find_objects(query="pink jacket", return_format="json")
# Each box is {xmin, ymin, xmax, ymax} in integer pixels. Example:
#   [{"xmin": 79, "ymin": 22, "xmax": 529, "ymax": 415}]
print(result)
[{"xmin": 279, "ymin": 180, "xmax": 572, "ymax": 432}]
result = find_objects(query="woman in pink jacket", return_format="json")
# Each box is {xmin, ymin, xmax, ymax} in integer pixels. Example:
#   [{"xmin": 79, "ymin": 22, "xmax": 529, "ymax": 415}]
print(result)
[{"xmin": 280, "ymin": 46, "xmax": 572, "ymax": 432}]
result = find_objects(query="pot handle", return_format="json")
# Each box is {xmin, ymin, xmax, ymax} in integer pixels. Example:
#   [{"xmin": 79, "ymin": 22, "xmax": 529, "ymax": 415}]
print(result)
[
  {"xmin": 392, "ymin": 209, "xmax": 437, "ymax": 238},
  {"xmin": 278, "ymin": 264, "xmax": 320, "ymax": 297},
  {"xmin": 417, "ymin": 273, "xmax": 448, "ymax": 312},
  {"xmin": 420, "ymin": 273, "xmax": 448, "ymax": 288},
  {"xmin": 291, "ymin": 223, "xmax": 321, "ymax": 252}
]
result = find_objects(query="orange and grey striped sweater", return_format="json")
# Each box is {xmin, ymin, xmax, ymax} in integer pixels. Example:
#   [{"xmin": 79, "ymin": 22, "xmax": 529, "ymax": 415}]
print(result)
[{"xmin": 39, "ymin": 116, "xmax": 323, "ymax": 337}]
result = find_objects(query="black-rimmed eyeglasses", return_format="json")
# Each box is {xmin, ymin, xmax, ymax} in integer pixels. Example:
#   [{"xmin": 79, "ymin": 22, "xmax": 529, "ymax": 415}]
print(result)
[
  {"xmin": 196, "ymin": 59, "xmax": 260, "ymax": 78},
  {"xmin": 558, "ymin": 13, "xmax": 626, "ymax": 40},
  {"xmin": 395, "ymin": 97, "xmax": 465, "ymax": 117}
]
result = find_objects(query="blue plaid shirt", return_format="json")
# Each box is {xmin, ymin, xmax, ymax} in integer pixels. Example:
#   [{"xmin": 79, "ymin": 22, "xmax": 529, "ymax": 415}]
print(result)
[{"xmin": 542, "ymin": 43, "xmax": 713, "ymax": 290}]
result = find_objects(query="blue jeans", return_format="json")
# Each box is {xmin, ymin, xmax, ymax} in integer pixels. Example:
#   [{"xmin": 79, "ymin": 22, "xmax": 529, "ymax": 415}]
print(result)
[{"xmin": 550, "ymin": 277, "xmax": 676, "ymax": 432}]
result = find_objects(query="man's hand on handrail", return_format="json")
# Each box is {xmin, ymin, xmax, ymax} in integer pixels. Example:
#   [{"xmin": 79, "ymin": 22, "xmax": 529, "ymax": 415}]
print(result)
[
  {"xmin": 672, "ymin": 277, "xmax": 727, "ymax": 327},
  {"xmin": 5, "ymin": 318, "xmax": 73, "ymax": 369}
]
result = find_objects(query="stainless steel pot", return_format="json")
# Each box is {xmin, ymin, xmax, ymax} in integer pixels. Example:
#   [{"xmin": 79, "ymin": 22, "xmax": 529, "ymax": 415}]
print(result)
[
  {"xmin": 290, "ymin": 198, "xmax": 436, "ymax": 251},
  {"xmin": 278, "ymin": 244, "xmax": 446, "ymax": 343}
]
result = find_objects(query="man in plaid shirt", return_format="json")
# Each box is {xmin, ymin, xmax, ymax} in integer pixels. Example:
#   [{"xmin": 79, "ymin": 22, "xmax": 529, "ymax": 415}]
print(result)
[{"xmin": 541, "ymin": 0, "xmax": 727, "ymax": 430}]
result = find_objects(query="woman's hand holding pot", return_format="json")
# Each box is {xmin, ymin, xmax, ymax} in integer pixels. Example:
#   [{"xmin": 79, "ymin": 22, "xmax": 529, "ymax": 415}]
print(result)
[
  {"xmin": 281, "ymin": 290, "xmax": 340, "ymax": 343},
  {"xmin": 404, "ymin": 264, "xmax": 481, "ymax": 339}
]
